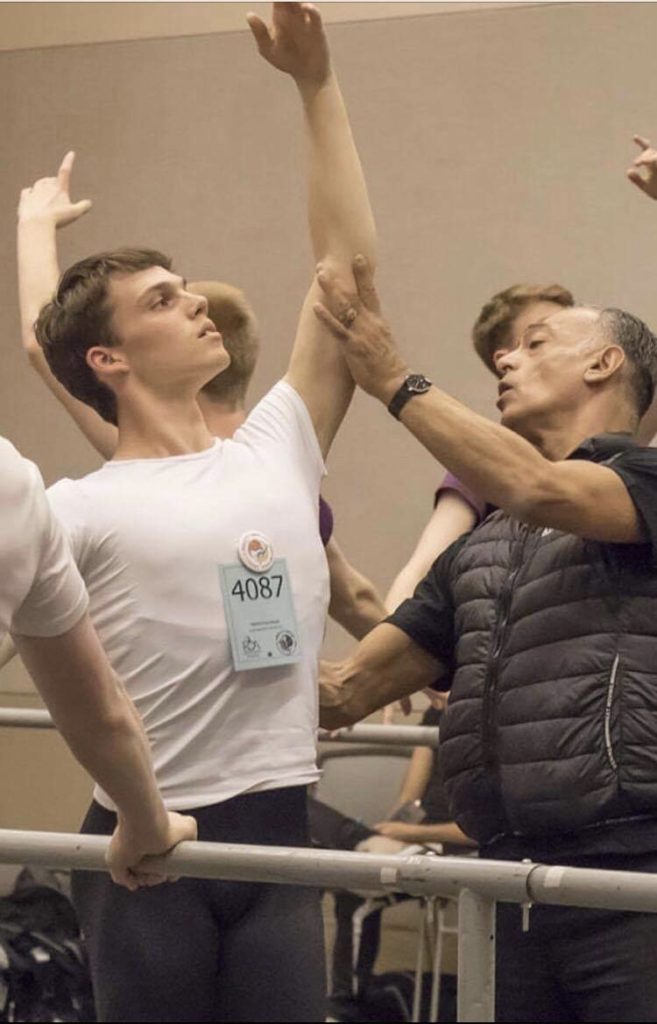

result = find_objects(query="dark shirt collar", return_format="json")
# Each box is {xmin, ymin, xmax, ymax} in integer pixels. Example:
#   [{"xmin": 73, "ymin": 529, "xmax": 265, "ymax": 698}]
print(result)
[{"xmin": 566, "ymin": 432, "xmax": 637, "ymax": 464}]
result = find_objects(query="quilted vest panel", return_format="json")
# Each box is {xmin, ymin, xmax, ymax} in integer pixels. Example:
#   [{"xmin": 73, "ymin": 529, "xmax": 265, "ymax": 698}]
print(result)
[{"xmin": 439, "ymin": 510, "xmax": 657, "ymax": 844}]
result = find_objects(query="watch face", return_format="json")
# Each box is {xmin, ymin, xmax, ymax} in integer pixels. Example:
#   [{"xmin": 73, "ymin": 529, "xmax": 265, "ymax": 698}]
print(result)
[{"xmin": 406, "ymin": 374, "xmax": 431, "ymax": 394}]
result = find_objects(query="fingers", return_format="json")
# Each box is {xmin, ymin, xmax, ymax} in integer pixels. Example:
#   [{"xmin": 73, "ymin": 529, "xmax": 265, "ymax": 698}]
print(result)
[
  {"xmin": 313, "ymin": 301, "xmax": 349, "ymax": 341},
  {"xmin": 109, "ymin": 865, "xmax": 139, "ymax": 892},
  {"xmin": 316, "ymin": 263, "xmax": 354, "ymax": 308},
  {"xmin": 71, "ymin": 198, "xmax": 93, "ymax": 218},
  {"xmin": 353, "ymin": 255, "xmax": 381, "ymax": 314},
  {"xmin": 301, "ymin": 3, "xmax": 321, "ymax": 27},
  {"xmin": 57, "ymin": 150, "xmax": 75, "ymax": 190},
  {"xmin": 633, "ymin": 134, "xmax": 652, "ymax": 151},
  {"xmin": 399, "ymin": 696, "xmax": 412, "ymax": 716},
  {"xmin": 246, "ymin": 13, "xmax": 272, "ymax": 54},
  {"xmin": 627, "ymin": 168, "xmax": 655, "ymax": 195}
]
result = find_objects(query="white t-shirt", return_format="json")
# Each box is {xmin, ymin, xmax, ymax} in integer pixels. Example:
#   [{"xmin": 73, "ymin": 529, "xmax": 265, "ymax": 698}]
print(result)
[
  {"xmin": 47, "ymin": 381, "xmax": 329, "ymax": 811},
  {"xmin": 0, "ymin": 438, "xmax": 87, "ymax": 639}
]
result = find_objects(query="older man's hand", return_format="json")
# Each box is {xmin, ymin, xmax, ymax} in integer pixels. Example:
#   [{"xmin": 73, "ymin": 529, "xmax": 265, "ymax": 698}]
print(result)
[
  {"xmin": 319, "ymin": 659, "xmax": 364, "ymax": 731},
  {"xmin": 313, "ymin": 255, "xmax": 409, "ymax": 404}
]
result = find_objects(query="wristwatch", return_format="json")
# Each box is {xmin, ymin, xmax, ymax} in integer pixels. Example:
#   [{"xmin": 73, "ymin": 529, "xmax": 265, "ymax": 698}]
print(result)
[{"xmin": 387, "ymin": 374, "xmax": 433, "ymax": 420}]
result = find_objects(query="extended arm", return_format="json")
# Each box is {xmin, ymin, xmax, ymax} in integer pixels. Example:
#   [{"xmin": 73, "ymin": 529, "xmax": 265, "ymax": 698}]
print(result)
[
  {"xmin": 326, "ymin": 536, "xmax": 386, "ymax": 639},
  {"xmin": 13, "ymin": 614, "xmax": 196, "ymax": 887},
  {"xmin": 627, "ymin": 134, "xmax": 657, "ymax": 444},
  {"xmin": 314, "ymin": 260, "xmax": 647, "ymax": 544},
  {"xmin": 249, "ymin": 3, "xmax": 376, "ymax": 456},
  {"xmin": 17, "ymin": 152, "xmax": 118, "ymax": 459},
  {"xmin": 320, "ymin": 622, "xmax": 446, "ymax": 730}
]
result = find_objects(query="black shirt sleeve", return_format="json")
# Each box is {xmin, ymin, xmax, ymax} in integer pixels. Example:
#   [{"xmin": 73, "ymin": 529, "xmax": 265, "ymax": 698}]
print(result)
[
  {"xmin": 385, "ymin": 534, "xmax": 467, "ymax": 682},
  {"xmin": 605, "ymin": 446, "xmax": 657, "ymax": 562}
]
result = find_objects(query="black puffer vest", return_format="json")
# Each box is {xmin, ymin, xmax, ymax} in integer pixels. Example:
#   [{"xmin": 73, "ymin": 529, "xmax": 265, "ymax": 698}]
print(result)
[{"xmin": 439, "ymin": 435, "xmax": 657, "ymax": 845}]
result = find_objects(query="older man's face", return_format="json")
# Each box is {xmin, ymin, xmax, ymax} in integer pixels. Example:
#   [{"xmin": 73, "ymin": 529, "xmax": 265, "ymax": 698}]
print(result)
[{"xmin": 495, "ymin": 307, "xmax": 602, "ymax": 436}]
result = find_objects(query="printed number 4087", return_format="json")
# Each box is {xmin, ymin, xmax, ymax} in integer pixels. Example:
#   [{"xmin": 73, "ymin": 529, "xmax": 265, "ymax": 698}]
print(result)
[{"xmin": 231, "ymin": 574, "xmax": 283, "ymax": 601}]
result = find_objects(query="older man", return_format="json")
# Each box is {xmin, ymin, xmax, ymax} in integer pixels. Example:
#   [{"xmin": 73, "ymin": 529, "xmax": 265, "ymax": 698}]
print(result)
[{"xmin": 317, "ymin": 257, "xmax": 657, "ymax": 1023}]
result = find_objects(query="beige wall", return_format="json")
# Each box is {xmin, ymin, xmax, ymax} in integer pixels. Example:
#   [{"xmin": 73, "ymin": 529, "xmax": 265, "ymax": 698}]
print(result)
[
  {"xmin": 1, "ymin": 0, "xmax": 656, "ymax": 828},
  {"xmin": 0, "ymin": 2, "xmax": 540, "ymax": 51}
]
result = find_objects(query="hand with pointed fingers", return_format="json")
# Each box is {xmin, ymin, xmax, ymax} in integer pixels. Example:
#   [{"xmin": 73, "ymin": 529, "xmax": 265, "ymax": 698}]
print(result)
[
  {"xmin": 627, "ymin": 135, "xmax": 657, "ymax": 200},
  {"xmin": 247, "ymin": 2, "xmax": 330, "ymax": 85},
  {"xmin": 107, "ymin": 811, "xmax": 197, "ymax": 891},
  {"xmin": 313, "ymin": 255, "xmax": 409, "ymax": 403},
  {"xmin": 18, "ymin": 151, "xmax": 92, "ymax": 228}
]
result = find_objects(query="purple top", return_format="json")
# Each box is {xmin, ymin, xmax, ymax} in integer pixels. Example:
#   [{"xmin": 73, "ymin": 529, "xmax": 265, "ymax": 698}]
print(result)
[
  {"xmin": 319, "ymin": 496, "xmax": 334, "ymax": 547},
  {"xmin": 435, "ymin": 472, "xmax": 487, "ymax": 525}
]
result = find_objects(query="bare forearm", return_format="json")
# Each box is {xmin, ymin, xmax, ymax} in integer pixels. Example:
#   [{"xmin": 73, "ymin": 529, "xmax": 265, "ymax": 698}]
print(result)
[
  {"xmin": 386, "ymin": 493, "xmax": 478, "ymax": 612},
  {"xmin": 14, "ymin": 624, "xmax": 168, "ymax": 835},
  {"xmin": 17, "ymin": 219, "xmax": 117, "ymax": 460},
  {"xmin": 17, "ymin": 218, "xmax": 59, "ymax": 344},
  {"xmin": 320, "ymin": 623, "xmax": 444, "ymax": 729},
  {"xmin": 298, "ymin": 72, "xmax": 376, "ymax": 269},
  {"xmin": 397, "ymin": 388, "xmax": 556, "ymax": 521},
  {"xmin": 327, "ymin": 539, "xmax": 386, "ymax": 639}
]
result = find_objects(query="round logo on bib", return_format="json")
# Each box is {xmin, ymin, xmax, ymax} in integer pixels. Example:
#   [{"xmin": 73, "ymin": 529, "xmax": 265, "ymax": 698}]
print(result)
[{"xmin": 238, "ymin": 531, "xmax": 274, "ymax": 573}]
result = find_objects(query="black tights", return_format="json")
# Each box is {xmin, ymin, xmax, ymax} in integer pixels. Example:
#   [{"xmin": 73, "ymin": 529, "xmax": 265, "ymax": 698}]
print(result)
[{"xmin": 72, "ymin": 787, "xmax": 326, "ymax": 1023}]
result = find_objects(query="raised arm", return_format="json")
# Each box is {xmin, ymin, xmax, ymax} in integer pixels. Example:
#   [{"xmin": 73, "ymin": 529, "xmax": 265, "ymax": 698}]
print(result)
[
  {"xmin": 248, "ymin": 3, "xmax": 376, "ymax": 456},
  {"xmin": 627, "ymin": 134, "xmax": 657, "ymax": 444},
  {"xmin": 385, "ymin": 491, "xmax": 477, "ymax": 611},
  {"xmin": 17, "ymin": 152, "xmax": 118, "ymax": 459},
  {"xmin": 14, "ymin": 613, "xmax": 196, "ymax": 888}
]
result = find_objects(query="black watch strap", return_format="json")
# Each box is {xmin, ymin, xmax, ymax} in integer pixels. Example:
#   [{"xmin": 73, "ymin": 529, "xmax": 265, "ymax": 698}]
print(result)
[{"xmin": 388, "ymin": 374, "xmax": 433, "ymax": 420}]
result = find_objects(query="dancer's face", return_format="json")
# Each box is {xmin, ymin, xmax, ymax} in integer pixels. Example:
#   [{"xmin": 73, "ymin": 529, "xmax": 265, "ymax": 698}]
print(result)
[
  {"xmin": 490, "ymin": 301, "xmax": 567, "ymax": 376},
  {"xmin": 105, "ymin": 266, "xmax": 229, "ymax": 391}
]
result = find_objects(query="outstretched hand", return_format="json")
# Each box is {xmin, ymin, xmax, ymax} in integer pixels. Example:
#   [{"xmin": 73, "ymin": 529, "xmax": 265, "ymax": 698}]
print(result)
[
  {"xmin": 247, "ymin": 3, "xmax": 330, "ymax": 85},
  {"xmin": 627, "ymin": 135, "xmax": 657, "ymax": 200},
  {"xmin": 313, "ymin": 255, "xmax": 409, "ymax": 403},
  {"xmin": 18, "ymin": 151, "xmax": 92, "ymax": 228}
]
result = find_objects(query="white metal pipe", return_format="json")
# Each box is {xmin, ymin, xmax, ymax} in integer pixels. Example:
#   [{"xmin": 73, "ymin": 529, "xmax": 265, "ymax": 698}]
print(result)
[
  {"xmin": 0, "ymin": 712, "xmax": 441, "ymax": 748},
  {"xmin": 319, "ymin": 724, "xmax": 440, "ymax": 748},
  {"xmin": 0, "ymin": 708, "xmax": 53, "ymax": 728},
  {"xmin": 2, "ymin": 830, "xmax": 657, "ymax": 914},
  {"xmin": 457, "ymin": 888, "xmax": 495, "ymax": 1022}
]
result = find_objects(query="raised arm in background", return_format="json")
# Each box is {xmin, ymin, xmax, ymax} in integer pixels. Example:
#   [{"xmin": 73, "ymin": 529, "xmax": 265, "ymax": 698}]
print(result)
[
  {"xmin": 17, "ymin": 152, "xmax": 118, "ymax": 459},
  {"xmin": 627, "ymin": 133, "xmax": 657, "ymax": 445},
  {"xmin": 326, "ymin": 536, "xmax": 387, "ymax": 639},
  {"xmin": 248, "ymin": 2, "xmax": 376, "ymax": 457}
]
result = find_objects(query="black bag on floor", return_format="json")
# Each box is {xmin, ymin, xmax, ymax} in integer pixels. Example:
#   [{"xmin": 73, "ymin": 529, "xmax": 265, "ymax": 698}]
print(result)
[
  {"xmin": 328, "ymin": 971, "xmax": 457, "ymax": 1022},
  {"xmin": 0, "ymin": 869, "xmax": 95, "ymax": 1022}
]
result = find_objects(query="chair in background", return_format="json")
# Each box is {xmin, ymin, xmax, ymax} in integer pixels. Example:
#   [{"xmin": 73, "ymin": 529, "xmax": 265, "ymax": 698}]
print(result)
[{"xmin": 316, "ymin": 740, "xmax": 459, "ymax": 1022}]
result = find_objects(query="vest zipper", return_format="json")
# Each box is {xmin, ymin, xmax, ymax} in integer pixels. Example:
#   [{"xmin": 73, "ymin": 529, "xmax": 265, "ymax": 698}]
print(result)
[
  {"xmin": 604, "ymin": 653, "xmax": 620, "ymax": 772},
  {"xmin": 481, "ymin": 524, "xmax": 531, "ymax": 774}
]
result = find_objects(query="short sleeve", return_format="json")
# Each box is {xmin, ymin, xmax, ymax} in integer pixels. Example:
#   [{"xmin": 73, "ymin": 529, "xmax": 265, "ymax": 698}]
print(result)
[
  {"xmin": 386, "ymin": 535, "xmax": 466, "ymax": 674},
  {"xmin": 435, "ymin": 472, "xmax": 487, "ymax": 524},
  {"xmin": 234, "ymin": 380, "xmax": 326, "ymax": 496},
  {"xmin": 605, "ymin": 447, "xmax": 657, "ymax": 561},
  {"xmin": 10, "ymin": 469, "xmax": 88, "ymax": 638}
]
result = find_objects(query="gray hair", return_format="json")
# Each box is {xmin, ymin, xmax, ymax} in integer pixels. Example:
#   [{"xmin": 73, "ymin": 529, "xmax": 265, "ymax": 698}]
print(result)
[{"xmin": 599, "ymin": 307, "xmax": 657, "ymax": 419}]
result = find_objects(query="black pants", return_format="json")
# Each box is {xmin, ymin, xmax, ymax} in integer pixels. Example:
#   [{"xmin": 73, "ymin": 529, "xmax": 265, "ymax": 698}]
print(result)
[
  {"xmin": 72, "ymin": 787, "xmax": 326, "ymax": 1023},
  {"xmin": 494, "ymin": 851, "xmax": 657, "ymax": 1022}
]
